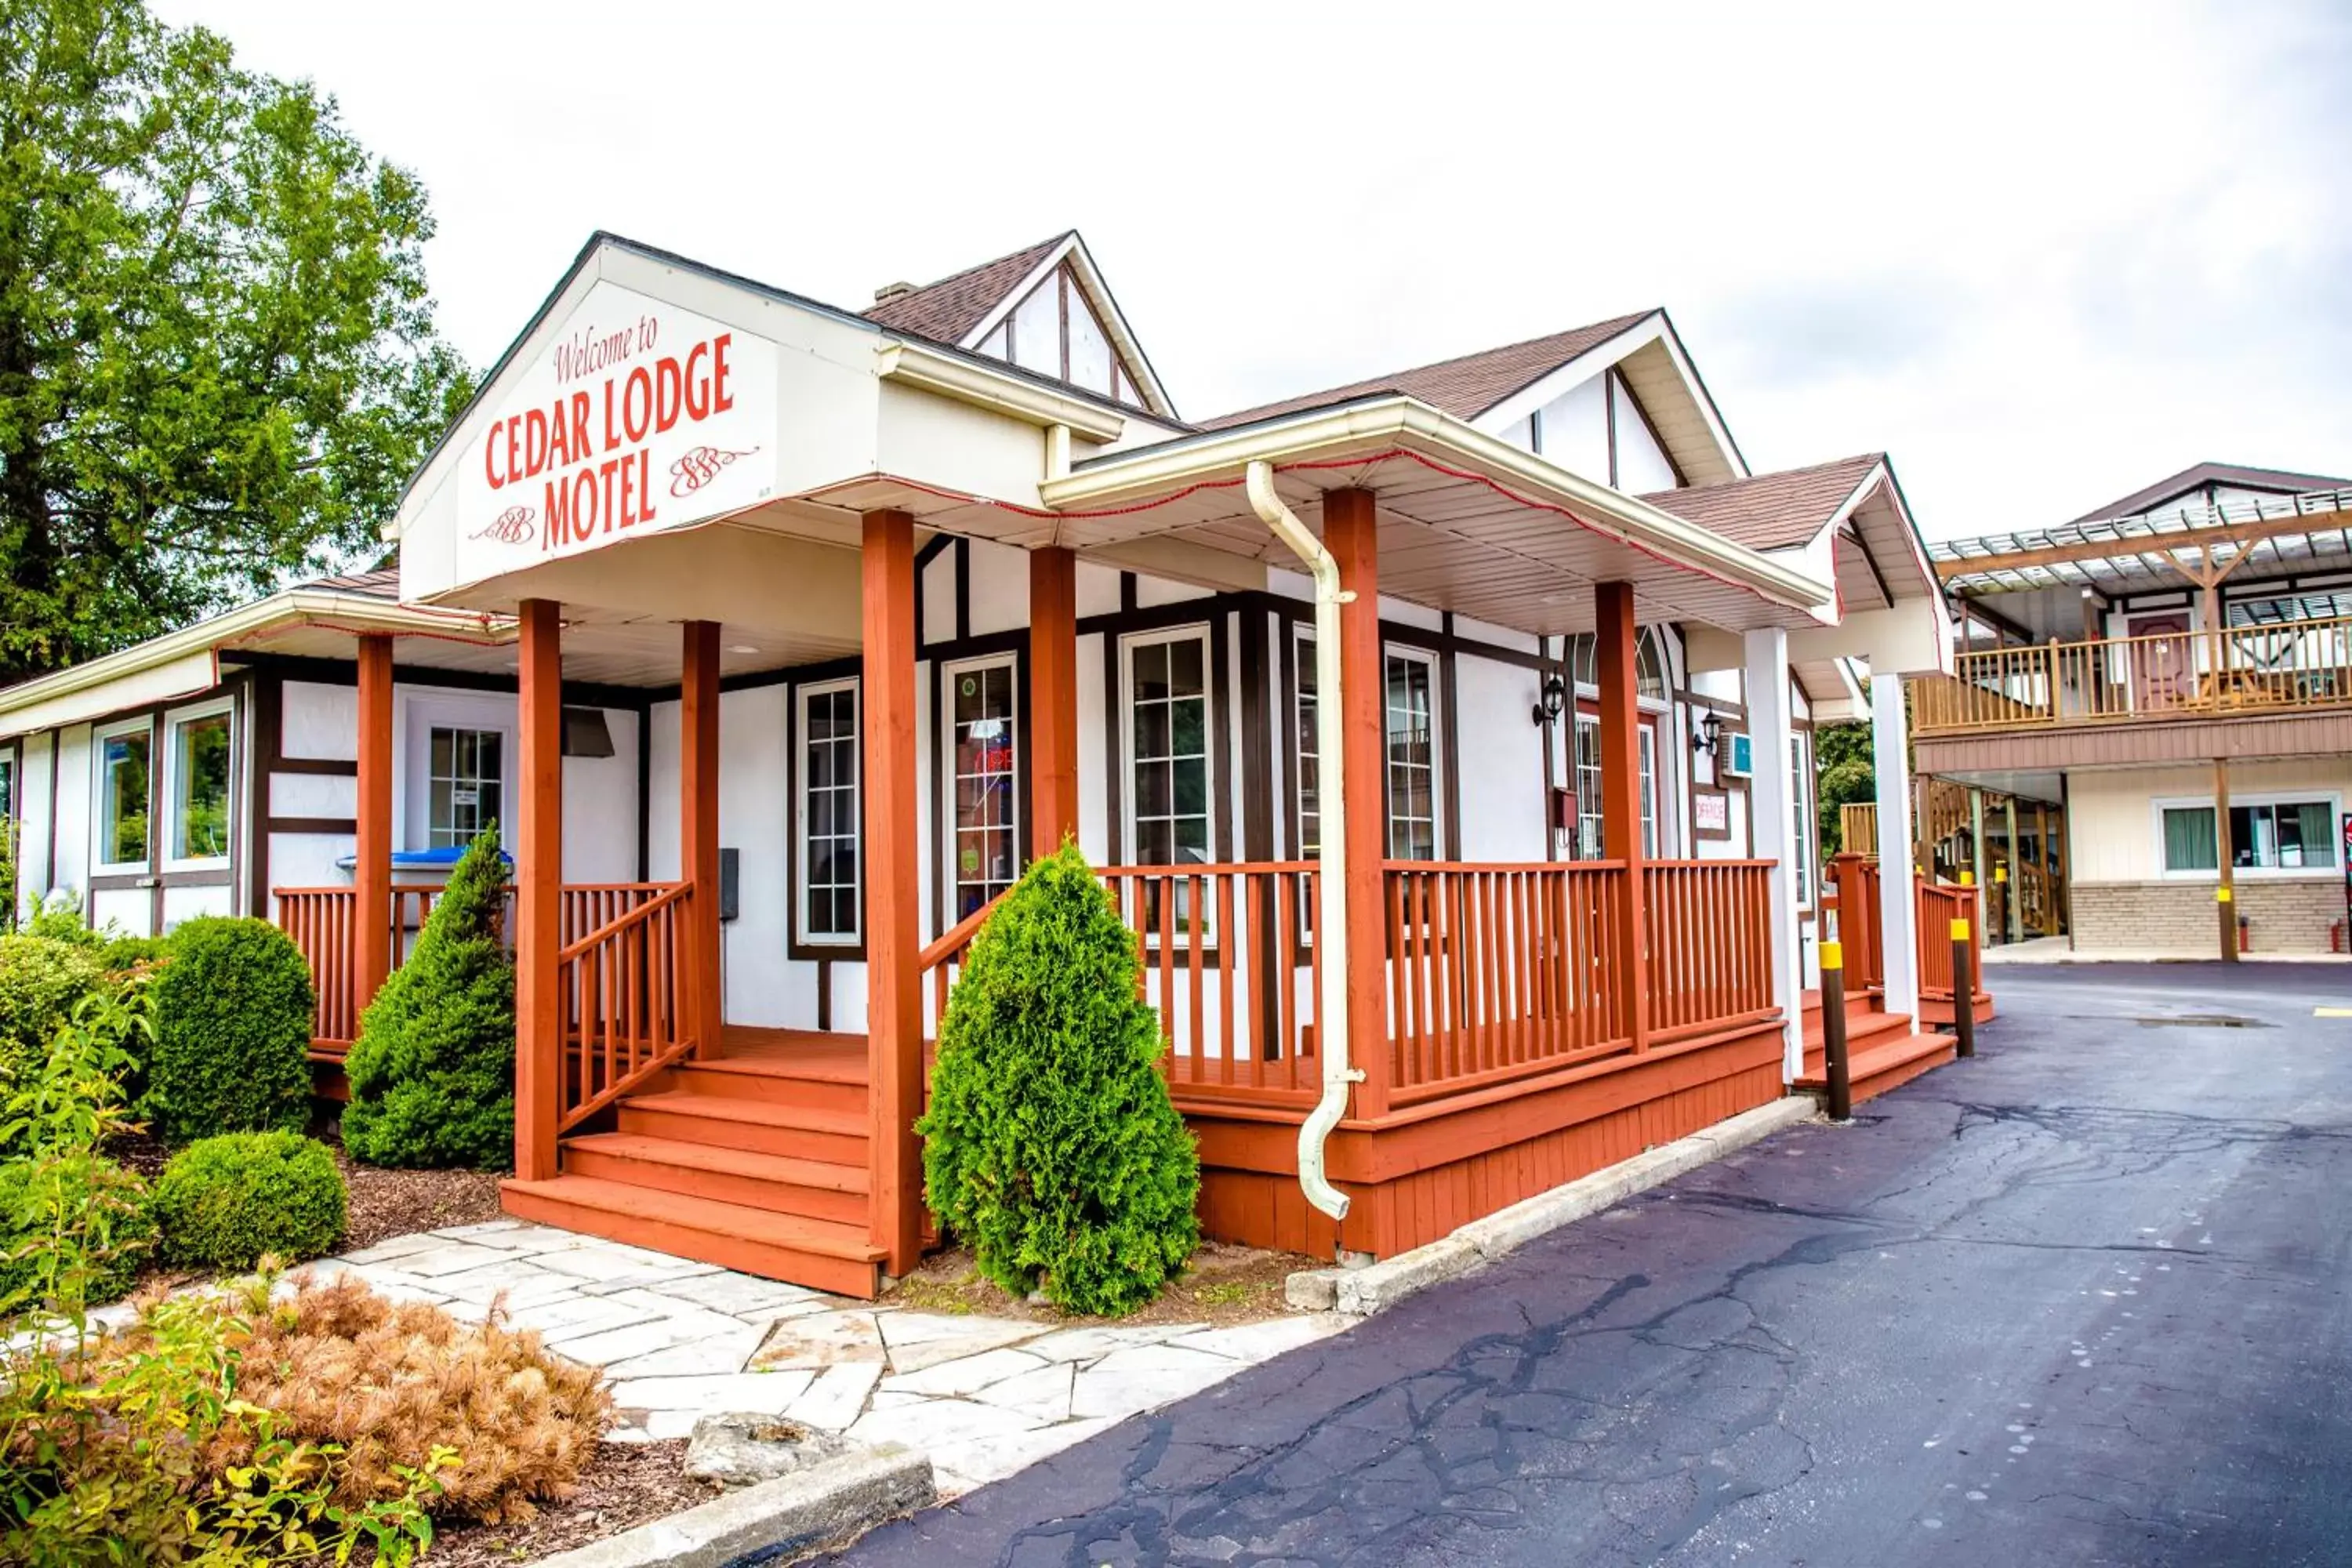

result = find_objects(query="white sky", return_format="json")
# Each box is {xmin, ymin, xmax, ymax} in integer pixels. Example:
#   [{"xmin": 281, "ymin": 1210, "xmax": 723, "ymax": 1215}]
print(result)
[{"xmin": 154, "ymin": 0, "xmax": 2352, "ymax": 539}]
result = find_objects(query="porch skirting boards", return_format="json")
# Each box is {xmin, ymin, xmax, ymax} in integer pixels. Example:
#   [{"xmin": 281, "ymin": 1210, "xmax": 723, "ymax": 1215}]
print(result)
[{"xmin": 1178, "ymin": 1018, "xmax": 1788, "ymax": 1260}]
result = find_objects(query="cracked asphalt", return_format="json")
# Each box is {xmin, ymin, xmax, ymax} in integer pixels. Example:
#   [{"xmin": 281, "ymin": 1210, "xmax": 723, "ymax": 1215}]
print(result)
[{"xmin": 826, "ymin": 963, "xmax": 2352, "ymax": 1566}]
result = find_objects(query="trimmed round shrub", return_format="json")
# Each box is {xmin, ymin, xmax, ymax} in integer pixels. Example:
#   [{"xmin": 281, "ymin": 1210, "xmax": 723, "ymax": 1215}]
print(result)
[
  {"xmin": 143, "ymin": 916, "xmax": 314, "ymax": 1144},
  {"xmin": 342, "ymin": 826, "xmax": 515, "ymax": 1169},
  {"xmin": 917, "ymin": 842, "xmax": 1200, "ymax": 1316},
  {"xmin": 151, "ymin": 1131, "xmax": 347, "ymax": 1269},
  {"xmin": 0, "ymin": 935, "xmax": 107, "ymax": 1095},
  {"xmin": 0, "ymin": 1152, "xmax": 155, "ymax": 1308}
]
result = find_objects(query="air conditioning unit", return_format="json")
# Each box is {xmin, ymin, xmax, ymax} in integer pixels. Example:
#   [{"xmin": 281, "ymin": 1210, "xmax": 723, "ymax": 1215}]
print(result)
[{"xmin": 1721, "ymin": 731, "xmax": 1754, "ymax": 779}]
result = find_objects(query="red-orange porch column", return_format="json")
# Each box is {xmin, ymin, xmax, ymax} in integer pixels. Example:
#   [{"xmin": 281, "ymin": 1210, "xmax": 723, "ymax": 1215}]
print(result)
[
  {"xmin": 353, "ymin": 633, "xmax": 394, "ymax": 1016},
  {"xmin": 514, "ymin": 600, "xmax": 564, "ymax": 1182},
  {"xmin": 680, "ymin": 622, "xmax": 724, "ymax": 1054},
  {"xmin": 862, "ymin": 510, "xmax": 923, "ymax": 1275},
  {"xmin": 1029, "ymin": 546, "xmax": 1079, "ymax": 858},
  {"xmin": 1594, "ymin": 582, "xmax": 1651, "ymax": 1051},
  {"xmin": 1324, "ymin": 488, "xmax": 1392, "ymax": 1121}
]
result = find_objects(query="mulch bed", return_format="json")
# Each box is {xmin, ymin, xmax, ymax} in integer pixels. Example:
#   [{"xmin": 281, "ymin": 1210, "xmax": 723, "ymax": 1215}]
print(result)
[
  {"xmin": 426, "ymin": 1441, "xmax": 719, "ymax": 1567},
  {"xmin": 886, "ymin": 1240, "xmax": 1316, "ymax": 1328},
  {"xmin": 108, "ymin": 1124, "xmax": 507, "ymax": 1254}
]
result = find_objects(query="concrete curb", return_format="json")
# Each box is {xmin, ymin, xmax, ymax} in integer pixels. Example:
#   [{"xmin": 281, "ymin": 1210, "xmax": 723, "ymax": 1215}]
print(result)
[
  {"xmin": 529, "ymin": 1443, "xmax": 934, "ymax": 1568},
  {"xmin": 1287, "ymin": 1095, "xmax": 1820, "ymax": 1316}
]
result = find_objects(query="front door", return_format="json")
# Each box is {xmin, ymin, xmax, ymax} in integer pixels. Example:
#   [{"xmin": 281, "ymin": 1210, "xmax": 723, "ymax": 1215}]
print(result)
[
  {"xmin": 944, "ymin": 656, "xmax": 1020, "ymax": 921},
  {"xmin": 2129, "ymin": 612, "xmax": 2195, "ymax": 712}
]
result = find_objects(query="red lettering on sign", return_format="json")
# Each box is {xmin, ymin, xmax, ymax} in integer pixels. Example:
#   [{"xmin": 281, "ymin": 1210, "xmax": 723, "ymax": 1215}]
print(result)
[{"xmin": 713, "ymin": 333, "xmax": 734, "ymax": 415}]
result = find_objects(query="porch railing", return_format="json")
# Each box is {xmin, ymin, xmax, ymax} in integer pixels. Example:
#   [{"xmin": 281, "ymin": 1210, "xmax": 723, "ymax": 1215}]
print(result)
[
  {"xmin": 1642, "ymin": 860, "xmax": 1780, "ymax": 1042},
  {"xmin": 1915, "ymin": 614, "xmax": 2352, "ymax": 737},
  {"xmin": 557, "ymin": 881, "xmax": 695, "ymax": 1131},
  {"xmin": 1824, "ymin": 851, "xmax": 1886, "ymax": 993},
  {"xmin": 1918, "ymin": 879, "xmax": 1984, "ymax": 1004}
]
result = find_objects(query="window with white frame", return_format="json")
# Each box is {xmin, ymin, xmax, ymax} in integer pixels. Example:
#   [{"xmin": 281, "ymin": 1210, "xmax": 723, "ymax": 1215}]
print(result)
[
  {"xmin": 1292, "ymin": 626, "xmax": 1321, "ymax": 858},
  {"xmin": 2160, "ymin": 796, "xmax": 2339, "ymax": 874},
  {"xmin": 797, "ymin": 680, "xmax": 861, "ymax": 946},
  {"xmin": 1639, "ymin": 724, "xmax": 1658, "ymax": 858},
  {"xmin": 94, "ymin": 719, "xmax": 151, "ymax": 872},
  {"xmin": 1125, "ymin": 628, "xmax": 1212, "ymax": 866},
  {"xmin": 1790, "ymin": 733, "xmax": 1815, "ymax": 905},
  {"xmin": 945, "ymin": 659, "xmax": 1018, "ymax": 920},
  {"xmin": 426, "ymin": 726, "xmax": 504, "ymax": 848},
  {"xmin": 1569, "ymin": 713, "xmax": 1660, "ymax": 860},
  {"xmin": 165, "ymin": 703, "xmax": 233, "ymax": 866},
  {"xmin": 1385, "ymin": 650, "xmax": 1439, "ymax": 860}
]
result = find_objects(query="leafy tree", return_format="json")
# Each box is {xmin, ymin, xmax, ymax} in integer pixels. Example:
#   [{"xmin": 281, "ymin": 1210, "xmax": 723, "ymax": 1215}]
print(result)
[
  {"xmin": 342, "ymin": 826, "xmax": 514, "ymax": 1169},
  {"xmin": 1815, "ymin": 720, "xmax": 1875, "ymax": 855},
  {"xmin": 0, "ymin": 0, "xmax": 472, "ymax": 679},
  {"xmin": 919, "ymin": 843, "xmax": 1200, "ymax": 1316}
]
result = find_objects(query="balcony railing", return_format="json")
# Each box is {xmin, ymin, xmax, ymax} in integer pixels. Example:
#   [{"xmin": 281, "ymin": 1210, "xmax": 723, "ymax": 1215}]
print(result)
[{"xmin": 1913, "ymin": 615, "xmax": 2352, "ymax": 737}]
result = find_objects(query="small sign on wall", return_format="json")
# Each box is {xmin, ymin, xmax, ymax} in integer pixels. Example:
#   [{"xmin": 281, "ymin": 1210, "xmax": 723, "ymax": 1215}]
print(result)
[{"xmin": 1693, "ymin": 786, "xmax": 1733, "ymax": 842}]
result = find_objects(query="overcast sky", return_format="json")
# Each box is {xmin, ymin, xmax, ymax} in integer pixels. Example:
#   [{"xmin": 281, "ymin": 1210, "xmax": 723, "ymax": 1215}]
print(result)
[{"xmin": 154, "ymin": 0, "xmax": 2352, "ymax": 539}]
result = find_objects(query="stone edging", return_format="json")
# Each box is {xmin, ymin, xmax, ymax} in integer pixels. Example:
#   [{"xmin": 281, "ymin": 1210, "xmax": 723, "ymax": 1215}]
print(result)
[
  {"xmin": 529, "ymin": 1443, "xmax": 934, "ymax": 1568},
  {"xmin": 1284, "ymin": 1095, "xmax": 1820, "ymax": 1317}
]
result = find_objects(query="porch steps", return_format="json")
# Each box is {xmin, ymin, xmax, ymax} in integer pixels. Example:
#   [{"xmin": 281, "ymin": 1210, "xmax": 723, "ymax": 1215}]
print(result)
[
  {"xmin": 500, "ymin": 1174, "xmax": 884, "ymax": 1299},
  {"xmin": 559, "ymin": 1132, "xmax": 869, "ymax": 1226},
  {"xmin": 615, "ymin": 1091, "xmax": 868, "ymax": 1166},
  {"xmin": 1796, "ymin": 990, "xmax": 1957, "ymax": 1106}
]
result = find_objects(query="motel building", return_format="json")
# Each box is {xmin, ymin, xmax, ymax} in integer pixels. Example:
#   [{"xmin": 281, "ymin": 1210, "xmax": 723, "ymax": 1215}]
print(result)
[{"xmin": 0, "ymin": 230, "xmax": 1969, "ymax": 1296}]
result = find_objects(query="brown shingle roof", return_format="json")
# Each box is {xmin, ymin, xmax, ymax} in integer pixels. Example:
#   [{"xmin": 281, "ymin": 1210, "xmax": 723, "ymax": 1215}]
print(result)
[
  {"xmin": 862, "ymin": 233, "xmax": 1069, "ymax": 344},
  {"xmin": 1641, "ymin": 454, "xmax": 1885, "ymax": 551},
  {"xmin": 297, "ymin": 564, "xmax": 401, "ymax": 599},
  {"xmin": 2068, "ymin": 461, "xmax": 2352, "ymax": 524},
  {"xmin": 1201, "ymin": 310, "xmax": 1657, "ymax": 430}
]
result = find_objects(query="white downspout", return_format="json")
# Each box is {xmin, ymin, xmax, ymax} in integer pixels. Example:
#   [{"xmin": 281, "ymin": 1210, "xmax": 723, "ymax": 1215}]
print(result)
[{"xmin": 1246, "ymin": 460, "xmax": 1359, "ymax": 1222}]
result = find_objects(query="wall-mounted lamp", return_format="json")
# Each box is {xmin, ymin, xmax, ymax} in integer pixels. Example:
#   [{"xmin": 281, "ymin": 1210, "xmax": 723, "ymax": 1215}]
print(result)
[
  {"xmin": 1530, "ymin": 672, "xmax": 1566, "ymax": 727},
  {"xmin": 1692, "ymin": 710, "xmax": 1724, "ymax": 757}
]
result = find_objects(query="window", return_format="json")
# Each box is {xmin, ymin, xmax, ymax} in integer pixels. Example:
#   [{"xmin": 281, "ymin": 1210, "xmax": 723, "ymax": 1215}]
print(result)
[
  {"xmin": 2161, "ymin": 798, "xmax": 2338, "ymax": 873},
  {"xmin": 95, "ymin": 720, "xmax": 151, "ymax": 871},
  {"xmin": 974, "ymin": 263, "xmax": 1149, "ymax": 407},
  {"xmin": 1291, "ymin": 633, "xmax": 1446, "ymax": 860},
  {"xmin": 166, "ymin": 706, "xmax": 232, "ymax": 866},
  {"xmin": 1564, "ymin": 627, "xmax": 1670, "ymax": 701},
  {"xmin": 427, "ymin": 727, "xmax": 504, "ymax": 848},
  {"xmin": 1639, "ymin": 724, "xmax": 1658, "ymax": 858},
  {"xmin": 1125, "ymin": 630, "xmax": 1211, "ymax": 867},
  {"xmin": 797, "ymin": 680, "xmax": 861, "ymax": 945},
  {"xmin": 1790, "ymin": 734, "xmax": 1815, "ymax": 906},
  {"xmin": 946, "ymin": 659, "xmax": 1018, "ymax": 920},
  {"xmin": 1568, "ymin": 713, "xmax": 1661, "ymax": 859}
]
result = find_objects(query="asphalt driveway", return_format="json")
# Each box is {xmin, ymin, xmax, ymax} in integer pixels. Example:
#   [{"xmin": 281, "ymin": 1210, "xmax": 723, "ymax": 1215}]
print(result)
[{"xmin": 827, "ymin": 962, "xmax": 2352, "ymax": 1566}]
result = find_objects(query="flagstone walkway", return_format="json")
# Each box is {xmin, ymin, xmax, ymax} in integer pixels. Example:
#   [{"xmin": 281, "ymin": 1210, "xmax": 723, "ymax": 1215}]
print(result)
[{"xmin": 310, "ymin": 1219, "xmax": 1351, "ymax": 1495}]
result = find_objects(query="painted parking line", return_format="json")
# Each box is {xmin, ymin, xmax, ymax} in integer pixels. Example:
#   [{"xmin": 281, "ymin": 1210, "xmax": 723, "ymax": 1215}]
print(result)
[{"xmin": 2318, "ymin": 1008, "xmax": 2352, "ymax": 1018}]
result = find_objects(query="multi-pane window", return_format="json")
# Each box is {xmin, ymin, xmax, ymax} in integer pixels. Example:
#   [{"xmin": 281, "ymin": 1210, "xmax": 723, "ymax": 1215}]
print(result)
[
  {"xmin": 1292, "ymin": 628, "xmax": 1320, "ymax": 857},
  {"xmin": 1569, "ymin": 715, "xmax": 1660, "ymax": 859},
  {"xmin": 169, "ymin": 710, "xmax": 232, "ymax": 863},
  {"xmin": 799, "ymin": 681, "xmax": 861, "ymax": 944},
  {"xmin": 2162, "ymin": 799, "xmax": 2338, "ymax": 873},
  {"xmin": 96, "ymin": 723, "xmax": 150, "ymax": 869},
  {"xmin": 427, "ymin": 727, "xmax": 503, "ymax": 848},
  {"xmin": 1126, "ymin": 630, "xmax": 1211, "ymax": 866},
  {"xmin": 1639, "ymin": 724, "xmax": 1658, "ymax": 858},
  {"xmin": 1385, "ymin": 651, "xmax": 1438, "ymax": 860},
  {"xmin": 947, "ymin": 659, "xmax": 1018, "ymax": 919},
  {"xmin": 1790, "ymin": 734, "xmax": 1814, "ymax": 906}
]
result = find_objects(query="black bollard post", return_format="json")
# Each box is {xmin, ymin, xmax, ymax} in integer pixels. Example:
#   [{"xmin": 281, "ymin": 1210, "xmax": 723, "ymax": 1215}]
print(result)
[
  {"xmin": 1820, "ymin": 938, "xmax": 1851, "ymax": 1122},
  {"xmin": 1951, "ymin": 909, "xmax": 1976, "ymax": 1061}
]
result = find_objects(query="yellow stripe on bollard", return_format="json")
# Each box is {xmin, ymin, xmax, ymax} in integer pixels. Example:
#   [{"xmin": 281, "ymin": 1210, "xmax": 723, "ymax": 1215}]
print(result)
[
  {"xmin": 1820, "ymin": 940, "xmax": 1843, "ymax": 970},
  {"xmin": 1950, "ymin": 918, "xmax": 1971, "ymax": 942},
  {"xmin": 2216, "ymin": 886, "xmax": 2233, "ymax": 903}
]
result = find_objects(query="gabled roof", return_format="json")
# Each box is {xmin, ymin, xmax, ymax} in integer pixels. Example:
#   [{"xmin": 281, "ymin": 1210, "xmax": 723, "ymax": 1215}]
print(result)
[
  {"xmin": 862, "ymin": 233, "xmax": 1070, "ymax": 343},
  {"xmin": 1203, "ymin": 310, "xmax": 1656, "ymax": 430},
  {"xmin": 1641, "ymin": 454, "xmax": 1886, "ymax": 550},
  {"xmin": 2069, "ymin": 461, "xmax": 2352, "ymax": 524}
]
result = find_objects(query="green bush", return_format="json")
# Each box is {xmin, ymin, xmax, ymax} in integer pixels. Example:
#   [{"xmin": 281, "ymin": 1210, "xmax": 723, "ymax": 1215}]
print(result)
[
  {"xmin": 100, "ymin": 931, "xmax": 171, "ymax": 971},
  {"xmin": 21, "ymin": 898, "xmax": 106, "ymax": 948},
  {"xmin": 918, "ymin": 843, "xmax": 1200, "ymax": 1316},
  {"xmin": 0, "ymin": 1151, "xmax": 154, "ymax": 1308},
  {"xmin": 151, "ymin": 1130, "xmax": 346, "ymax": 1269},
  {"xmin": 0, "ymin": 935, "xmax": 107, "ymax": 1112},
  {"xmin": 143, "ymin": 916, "xmax": 314, "ymax": 1143},
  {"xmin": 343, "ymin": 826, "xmax": 515, "ymax": 1168}
]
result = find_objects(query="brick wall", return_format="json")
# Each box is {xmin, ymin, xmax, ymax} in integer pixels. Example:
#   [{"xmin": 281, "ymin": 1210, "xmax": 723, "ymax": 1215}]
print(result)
[{"xmin": 2073, "ymin": 880, "xmax": 2347, "ymax": 955}]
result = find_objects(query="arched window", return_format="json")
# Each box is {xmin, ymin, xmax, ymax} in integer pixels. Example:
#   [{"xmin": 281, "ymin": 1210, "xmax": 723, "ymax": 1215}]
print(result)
[{"xmin": 1565, "ymin": 627, "xmax": 1670, "ymax": 700}]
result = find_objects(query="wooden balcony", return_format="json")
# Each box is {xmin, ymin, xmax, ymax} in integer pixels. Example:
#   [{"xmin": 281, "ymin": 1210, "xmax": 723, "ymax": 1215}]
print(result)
[{"xmin": 1913, "ymin": 615, "xmax": 2352, "ymax": 737}]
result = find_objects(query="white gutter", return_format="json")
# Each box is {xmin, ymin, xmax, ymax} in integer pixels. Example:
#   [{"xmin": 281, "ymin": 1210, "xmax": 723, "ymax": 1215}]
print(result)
[
  {"xmin": 1245, "ymin": 460, "xmax": 1358, "ymax": 1224},
  {"xmin": 876, "ymin": 341, "xmax": 1126, "ymax": 442},
  {"xmin": 1045, "ymin": 396, "xmax": 1834, "ymax": 617}
]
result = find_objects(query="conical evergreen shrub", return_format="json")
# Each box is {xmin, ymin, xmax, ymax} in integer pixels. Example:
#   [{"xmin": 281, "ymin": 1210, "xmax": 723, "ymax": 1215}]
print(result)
[
  {"xmin": 341, "ymin": 826, "xmax": 514, "ymax": 1168},
  {"xmin": 917, "ymin": 842, "xmax": 1200, "ymax": 1315}
]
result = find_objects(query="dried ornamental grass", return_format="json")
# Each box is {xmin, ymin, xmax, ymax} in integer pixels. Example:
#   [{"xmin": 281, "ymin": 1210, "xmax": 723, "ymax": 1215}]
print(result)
[{"xmin": 112, "ymin": 1271, "xmax": 614, "ymax": 1523}]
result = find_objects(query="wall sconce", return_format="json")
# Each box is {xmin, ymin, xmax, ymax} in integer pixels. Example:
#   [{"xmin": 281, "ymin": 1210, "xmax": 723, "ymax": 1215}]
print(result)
[
  {"xmin": 1530, "ymin": 672, "xmax": 1566, "ymax": 727},
  {"xmin": 1692, "ymin": 710, "xmax": 1723, "ymax": 756}
]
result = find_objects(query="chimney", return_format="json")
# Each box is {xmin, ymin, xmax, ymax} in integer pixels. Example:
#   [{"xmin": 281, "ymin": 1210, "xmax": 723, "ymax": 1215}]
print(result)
[{"xmin": 873, "ymin": 281, "xmax": 917, "ymax": 305}]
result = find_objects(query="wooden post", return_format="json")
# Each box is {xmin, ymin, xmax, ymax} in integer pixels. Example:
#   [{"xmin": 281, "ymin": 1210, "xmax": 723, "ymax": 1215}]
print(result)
[
  {"xmin": 681, "ymin": 622, "xmax": 724, "ymax": 1057},
  {"xmin": 2003, "ymin": 795, "xmax": 2022, "ymax": 944},
  {"xmin": 862, "ymin": 510, "xmax": 924, "ymax": 1274},
  {"xmin": 1595, "ymin": 582, "xmax": 1650, "ymax": 1051},
  {"xmin": 2215, "ymin": 756, "xmax": 2238, "ymax": 962},
  {"xmin": 514, "ymin": 601, "xmax": 563, "ymax": 1183},
  {"xmin": 353, "ymin": 633, "xmax": 394, "ymax": 1014},
  {"xmin": 1323, "ymin": 488, "xmax": 1392, "ymax": 1120},
  {"xmin": 1029, "ymin": 546, "xmax": 1079, "ymax": 859}
]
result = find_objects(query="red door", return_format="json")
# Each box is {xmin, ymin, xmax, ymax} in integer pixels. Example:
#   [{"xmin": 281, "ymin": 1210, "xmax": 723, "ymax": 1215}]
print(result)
[{"xmin": 2129, "ymin": 612, "xmax": 2194, "ymax": 711}]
